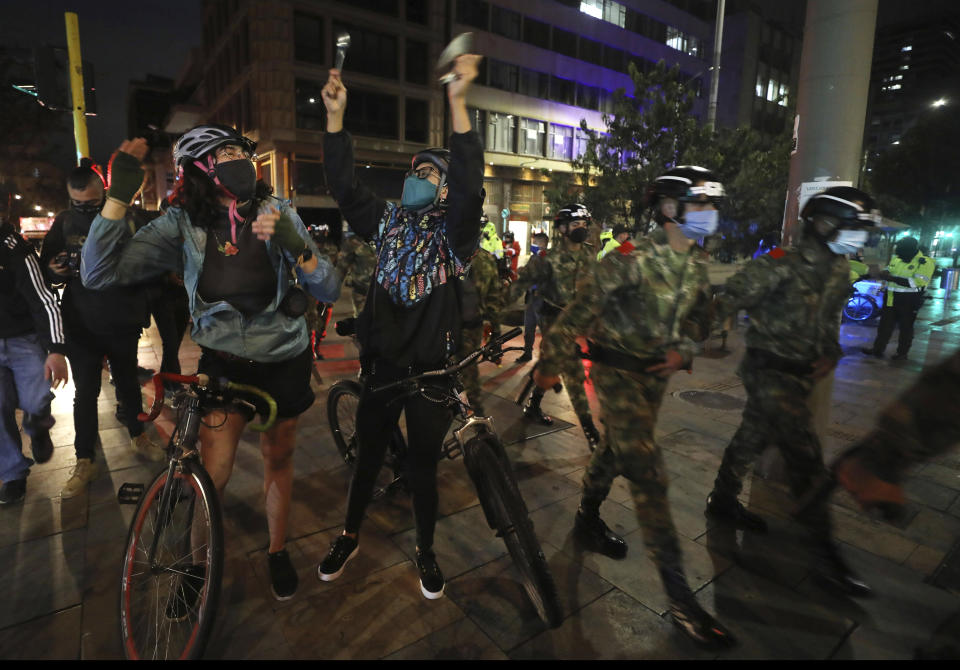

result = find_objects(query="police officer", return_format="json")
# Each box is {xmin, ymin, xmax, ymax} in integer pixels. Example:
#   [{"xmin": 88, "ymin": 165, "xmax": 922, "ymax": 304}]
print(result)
[
  {"xmin": 458, "ymin": 218, "xmax": 505, "ymax": 415},
  {"xmin": 862, "ymin": 236, "xmax": 933, "ymax": 361},
  {"xmin": 597, "ymin": 224, "xmax": 631, "ymax": 260},
  {"xmin": 535, "ymin": 167, "xmax": 732, "ymax": 649},
  {"xmin": 510, "ymin": 204, "xmax": 600, "ymax": 450},
  {"xmin": 706, "ymin": 186, "xmax": 881, "ymax": 597}
]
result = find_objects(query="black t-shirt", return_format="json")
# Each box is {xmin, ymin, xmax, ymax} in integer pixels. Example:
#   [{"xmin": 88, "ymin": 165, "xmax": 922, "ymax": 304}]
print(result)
[{"xmin": 197, "ymin": 207, "xmax": 276, "ymax": 317}]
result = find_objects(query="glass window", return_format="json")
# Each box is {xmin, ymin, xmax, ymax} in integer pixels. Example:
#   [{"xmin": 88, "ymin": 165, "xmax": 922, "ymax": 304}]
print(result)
[
  {"xmin": 406, "ymin": 0, "xmax": 428, "ymax": 24},
  {"xmin": 548, "ymin": 123, "xmax": 574, "ymax": 161},
  {"xmin": 332, "ymin": 22, "xmax": 398, "ymax": 78},
  {"xmin": 491, "ymin": 5, "xmax": 521, "ymax": 40},
  {"xmin": 489, "ymin": 60, "xmax": 519, "ymax": 92},
  {"xmin": 603, "ymin": 45, "xmax": 626, "ymax": 73},
  {"xmin": 295, "ymin": 78, "xmax": 326, "ymax": 131},
  {"xmin": 294, "ymin": 13, "xmax": 324, "ymax": 63},
  {"xmin": 350, "ymin": 88, "xmax": 399, "ymax": 138},
  {"xmin": 576, "ymin": 83, "xmax": 599, "ymax": 110},
  {"xmin": 519, "ymin": 118, "xmax": 546, "ymax": 156},
  {"xmin": 518, "ymin": 68, "xmax": 549, "ymax": 99},
  {"xmin": 603, "ymin": 0, "xmax": 626, "ymax": 28},
  {"xmin": 406, "ymin": 39, "xmax": 429, "ymax": 84},
  {"xmin": 336, "ymin": 0, "xmax": 399, "ymax": 15},
  {"xmin": 550, "ymin": 75, "xmax": 576, "ymax": 105},
  {"xmin": 486, "ymin": 112, "xmax": 516, "ymax": 153},
  {"xmin": 574, "ymin": 128, "xmax": 591, "ymax": 159},
  {"xmin": 579, "ymin": 37, "xmax": 603, "ymax": 66},
  {"xmin": 468, "ymin": 107, "xmax": 486, "ymax": 142},
  {"xmin": 456, "ymin": 0, "xmax": 488, "ymax": 29},
  {"xmin": 553, "ymin": 28, "xmax": 577, "ymax": 56},
  {"xmin": 294, "ymin": 157, "xmax": 327, "ymax": 196},
  {"xmin": 404, "ymin": 98, "xmax": 429, "ymax": 143},
  {"xmin": 579, "ymin": 0, "xmax": 603, "ymax": 20},
  {"xmin": 523, "ymin": 17, "xmax": 551, "ymax": 50}
]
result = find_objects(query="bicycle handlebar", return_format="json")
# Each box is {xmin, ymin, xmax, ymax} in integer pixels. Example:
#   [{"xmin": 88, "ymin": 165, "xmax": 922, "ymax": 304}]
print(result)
[
  {"xmin": 138, "ymin": 372, "xmax": 278, "ymax": 432},
  {"xmin": 372, "ymin": 326, "xmax": 524, "ymax": 394}
]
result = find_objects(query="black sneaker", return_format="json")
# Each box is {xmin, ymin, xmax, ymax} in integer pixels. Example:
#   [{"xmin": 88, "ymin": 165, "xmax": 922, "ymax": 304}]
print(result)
[
  {"xmin": 860, "ymin": 347, "xmax": 883, "ymax": 358},
  {"xmin": 0, "ymin": 479, "xmax": 27, "ymax": 505},
  {"xmin": 812, "ymin": 543, "xmax": 872, "ymax": 598},
  {"xmin": 267, "ymin": 549, "xmax": 299, "ymax": 601},
  {"xmin": 516, "ymin": 351, "xmax": 533, "ymax": 363},
  {"xmin": 523, "ymin": 401, "xmax": 554, "ymax": 426},
  {"xmin": 415, "ymin": 548, "xmax": 445, "ymax": 599},
  {"xmin": 318, "ymin": 534, "xmax": 359, "ymax": 582},
  {"xmin": 573, "ymin": 508, "xmax": 628, "ymax": 559},
  {"xmin": 30, "ymin": 431, "xmax": 54, "ymax": 464},
  {"xmin": 669, "ymin": 597, "xmax": 737, "ymax": 650},
  {"xmin": 704, "ymin": 492, "xmax": 769, "ymax": 534},
  {"xmin": 165, "ymin": 564, "xmax": 206, "ymax": 622}
]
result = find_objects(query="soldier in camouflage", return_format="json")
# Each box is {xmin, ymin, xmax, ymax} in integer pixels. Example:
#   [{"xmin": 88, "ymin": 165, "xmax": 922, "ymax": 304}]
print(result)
[
  {"xmin": 535, "ymin": 167, "xmax": 734, "ymax": 649},
  {"xmin": 457, "ymin": 216, "xmax": 505, "ymax": 415},
  {"xmin": 706, "ymin": 186, "xmax": 882, "ymax": 598},
  {"xmin": 336, "ymin": 231, "xmax": 377, "ymax": 317},
  {"xmin": 510, "ymin": 203, "xmax": 600, "ymax": 451}
]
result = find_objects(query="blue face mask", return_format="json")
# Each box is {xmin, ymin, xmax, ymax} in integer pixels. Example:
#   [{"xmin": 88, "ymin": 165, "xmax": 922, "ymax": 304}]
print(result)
[
  {"xmin": 529, "ymin": 244, "xmax": 540, "ymax": 255},
  {"xmin": 678, "ymin": 209, "xmax": 719, "ymax": 239},
  {"xmin": 401, "ymin": 176, "xmax": 437, "ymax": 209},
  {"xmin": 827, "ymin": 229, "xmax": 869, "ymax": 256}
]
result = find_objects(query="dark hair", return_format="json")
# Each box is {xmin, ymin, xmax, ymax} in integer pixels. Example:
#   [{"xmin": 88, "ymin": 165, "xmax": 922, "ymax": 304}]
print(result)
[
  {"xmin": 67, "ymin": 158, "xmax": 105, "ymax": 191},
  {"xmin": 532, "ymin": 232, "xmax": 548, "ymax": 242},
  {"xmin": 169, "ymin": 161, "xmax": 273, "ymax": 230}
]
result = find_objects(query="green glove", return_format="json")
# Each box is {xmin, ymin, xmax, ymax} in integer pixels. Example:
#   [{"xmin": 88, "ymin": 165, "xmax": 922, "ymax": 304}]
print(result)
[
  {"xmin": 274, "ymin": 212, "xmax": 307, "ymax": 257},
  {"xmin": 106, "ymin": 150, "xmax": 145, "ymax": 204}
]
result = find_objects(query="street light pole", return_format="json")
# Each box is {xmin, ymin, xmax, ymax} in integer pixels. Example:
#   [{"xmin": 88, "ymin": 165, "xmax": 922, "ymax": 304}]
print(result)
[
  {"xmin": 706, "ymin": 0, "xmax": 725, "ymax": 132},
  {"xmin": 65, "ymin": 12, "xmax": 90, "ymax": 163}
]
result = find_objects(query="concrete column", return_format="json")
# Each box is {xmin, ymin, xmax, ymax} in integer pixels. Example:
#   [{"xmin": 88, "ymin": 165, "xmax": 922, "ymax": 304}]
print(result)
[{"xmin": 782, "ymin": 0, "xmax": 878, "ymax": 248}]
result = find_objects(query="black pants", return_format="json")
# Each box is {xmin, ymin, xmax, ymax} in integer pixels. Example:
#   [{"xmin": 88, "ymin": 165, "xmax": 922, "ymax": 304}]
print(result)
[
  {"xmin": 873, "ymin": 291, "xmax": 923, "ymax": 356},
  {"xmin": 345, "ymin": 365, "xmax": 455, "ymax": 550},
  {"xmin": 150, "ymin": 285, "xmax": 190, "ymax": 380},
  {"xmin": 67, "ymin": 329, "xmax": 145, "ymax": 460}
]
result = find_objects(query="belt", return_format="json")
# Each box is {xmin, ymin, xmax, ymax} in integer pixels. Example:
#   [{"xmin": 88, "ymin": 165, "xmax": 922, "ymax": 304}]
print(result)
[
  {"xmin": 585, "ymin": 342, "xmax": 664, "ymax": 374},
  {"xmin": 203, "ymin": 347, "xmax": 259, "ymax": 365},
  {"xmin": 746, "ymin": 348, "xmax": 813, "ymax": 376}
]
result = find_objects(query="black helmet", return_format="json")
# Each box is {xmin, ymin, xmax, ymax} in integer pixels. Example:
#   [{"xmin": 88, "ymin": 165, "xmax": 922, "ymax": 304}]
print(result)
[
  {"xmin": 801, "ymin": 186, "xmax": 880, "ymax": 229},
  {"xmin": 503, "ymin": 230, "xmax": 515, "ymax": 243},
  {"xmin": 648, "ymin": 166, "xmax": 725, "ymax": 207},
  {"xmin": 479, "ymin": 212, "xmax": 489, "ymax": 225},
  {"xmin": 411, "ymin": 148, "xmax": 450, "ymax": 176},
  {"xmin": 173, "ymin": 123, "xmax": 256, "ymax": 170},
  {"xmin": 555, "ymin": 203, "xmax": 591, "ymax": 226}
]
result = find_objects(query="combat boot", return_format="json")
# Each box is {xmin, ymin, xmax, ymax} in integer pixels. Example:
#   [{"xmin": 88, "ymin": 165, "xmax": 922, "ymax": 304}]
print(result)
[
  {"xmin": 660, "ymin": 565, "xmax": 737, "ymax": 650},
  {"xmin": 704, "ymin": 490, "xmax": 768, "ymax": 534},
  {"xmin": 811, "ymin": 541, "xmax": 871, "ymax": 598},
  {"xmin": 573, "ymin": 507, "xmax": 627, "ymax": 559},
  {"xmin": 580, "ymin": 416, "xmax": 601, "ymax": 452},
  {"xmin": 523, "ymin": 390, "xmax": 553, "ymax": 426}
]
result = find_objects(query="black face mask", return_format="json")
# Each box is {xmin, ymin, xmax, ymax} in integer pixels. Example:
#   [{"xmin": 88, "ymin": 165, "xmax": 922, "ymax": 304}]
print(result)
[
  {"xmin": 567, "ymin": 227, "xmax": 588, "ymax": 244},
  {"xmin": 214, "ymin": 159, "xmax": 257, "ymax": 202},
  {"xmin": 70, "ymin": 200, "xmax": 102, "ymax": 219}
]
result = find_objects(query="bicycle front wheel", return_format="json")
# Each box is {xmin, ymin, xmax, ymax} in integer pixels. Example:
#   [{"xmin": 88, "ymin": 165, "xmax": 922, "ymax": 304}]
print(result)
[
  {"xmin": 327, "ymin": 380, "xmax": 363, "ymax": 465},
  {"xmin": 465, "ymin": 436, "xmax": 563, "ymax": 628},
  {"xmin": 119, "ymin": 459, "xmax": 224, "ymax": 660}
]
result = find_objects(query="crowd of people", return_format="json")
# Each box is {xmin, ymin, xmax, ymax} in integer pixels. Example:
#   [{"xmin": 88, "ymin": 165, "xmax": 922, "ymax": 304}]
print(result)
[{"xmin": 1, "ymin": 51, "xmax": 957, "ymax": 651}]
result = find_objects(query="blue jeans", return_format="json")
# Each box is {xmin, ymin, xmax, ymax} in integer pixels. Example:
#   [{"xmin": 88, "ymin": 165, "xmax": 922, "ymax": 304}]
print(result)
[
  {"xmin": 523, "ymin": 293, "xmax": 543, "ymax": 354},
  {"xmin": 0, "ymin": 334, "xmax": 56, "ymax": 482}
]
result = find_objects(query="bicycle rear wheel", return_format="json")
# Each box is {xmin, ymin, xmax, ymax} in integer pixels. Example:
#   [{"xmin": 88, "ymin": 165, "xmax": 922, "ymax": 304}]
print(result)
[
  {"xmin": 465, "ymin": 435, "xmax": 563, "ymax": 628},
  {"xmin": 119, "ymin": 459, "xmax": 223, "ymax": 660}
]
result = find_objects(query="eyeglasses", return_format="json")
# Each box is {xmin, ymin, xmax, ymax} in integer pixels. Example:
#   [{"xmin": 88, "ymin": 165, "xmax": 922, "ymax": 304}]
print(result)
[
  {"xmin": 407, "ymin": 165, "xmax": 441, "ymax": 181},
  {"xmin": 215, "ymin": 145, "xmax": 252, "ymax": 161}
]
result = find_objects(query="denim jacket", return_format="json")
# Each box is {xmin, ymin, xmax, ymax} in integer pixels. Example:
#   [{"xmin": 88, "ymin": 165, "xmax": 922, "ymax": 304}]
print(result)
[{"xmin": 80, "ymin": 197, "xmax": 340, "ymax": 363}]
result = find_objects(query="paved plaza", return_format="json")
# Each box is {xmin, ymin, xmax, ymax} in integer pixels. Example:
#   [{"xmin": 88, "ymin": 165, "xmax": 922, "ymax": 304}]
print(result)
[{"xmin": 2, "ymin": 276, "xmax": 959, "ymax": 660}]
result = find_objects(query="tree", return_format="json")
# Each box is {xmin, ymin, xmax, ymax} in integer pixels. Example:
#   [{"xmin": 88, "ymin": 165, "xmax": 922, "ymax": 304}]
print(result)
[{"xmin": 570, "ymin": 61, "xmax": 710, "ymax": 230}]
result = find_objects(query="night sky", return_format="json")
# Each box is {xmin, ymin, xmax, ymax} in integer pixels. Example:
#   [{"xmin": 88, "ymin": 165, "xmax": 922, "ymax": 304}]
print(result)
[{"xmin": 0, "ymin": 0, "xmax": 202, "ymax": 165}]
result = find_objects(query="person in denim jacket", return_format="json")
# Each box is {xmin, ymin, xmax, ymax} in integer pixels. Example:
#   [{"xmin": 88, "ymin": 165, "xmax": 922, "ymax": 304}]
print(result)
[{"xmin": 81, "ymin": 125, "xmax": 339, "ymax": 601}]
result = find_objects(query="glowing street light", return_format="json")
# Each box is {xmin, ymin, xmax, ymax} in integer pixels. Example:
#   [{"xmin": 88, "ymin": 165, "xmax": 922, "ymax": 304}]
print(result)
[
  {"xmin": 14, "ymin": 194, "xmax": 22, "ymax": 200},
  {"xmin": 46, "ymin": 211, "xmax": 54, "ymax": 217},
  {"xmin": 34, "ymin": 204, "xmax": 42, "ymax": 211},
  {"xmin": 932, "ymin": 98, "xmax": 948, "ymax": 107}
]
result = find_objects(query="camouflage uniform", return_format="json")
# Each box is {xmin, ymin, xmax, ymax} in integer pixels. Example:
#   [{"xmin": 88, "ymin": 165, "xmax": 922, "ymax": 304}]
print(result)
[
  {"xmin": 540, "ymin": 229, "xmax": 712, "ymax": 567},
  {"xmin": 711, "ymin": 238, "xmax": 850, "ymax": 532},
  {"xmin": 853, "ymin": 346, "xmax": 960, "ymax": 478},
  {"xmin": 336, "ymin": 235, "xmax": 377, "ymax": 317},
  {"xmin": 510, "ymin": 238, "xmax": 596, "ymax": 422},
  {"xmin": 458, "ymin": 248, "xmax": 505, "ymax": 414}
]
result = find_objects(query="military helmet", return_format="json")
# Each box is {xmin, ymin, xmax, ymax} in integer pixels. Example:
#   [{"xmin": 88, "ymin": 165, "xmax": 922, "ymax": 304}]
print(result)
[
  {"xmin": 555, "ymin": 203, "xmax": 591, "ymax": 226},
  {"xmin": 801, "ymin": 186, "xmax": 880, "ymax": 229},
  {"xmin": 648, "ymin": 166, "xmax": 725, "ymax": 207},
  {"xmin": 173, "ymin": 123, "xmax": 256, "ymax": 169}
]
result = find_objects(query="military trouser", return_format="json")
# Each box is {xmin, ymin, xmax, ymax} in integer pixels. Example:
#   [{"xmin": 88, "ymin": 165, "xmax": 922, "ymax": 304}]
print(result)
[
  {"xmin": 458, "ymin": 325, "xmax": 484, "ymax": 414},
  {"xmin": 349, "ymin": 282, "xmax": 368, "ymax": 318},
  {"xmin": 580, "ymin": 364, "xmax": 683, "ymax": 569},
  {"xmin": 854, "ymin": 347, "xmax": 960, "ymax": 479},
  {"xmin": 531, "ymin": 312, "xmax": 592, "ymax": 422},
  {"xmin": 712, "ymin": 363, "xmax": 831, "ymax": 535}
]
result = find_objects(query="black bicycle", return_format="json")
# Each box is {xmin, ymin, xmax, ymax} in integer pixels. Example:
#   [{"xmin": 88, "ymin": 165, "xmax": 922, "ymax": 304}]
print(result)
[
  {"xmin": 117, "ymin": 372, "xmax": 277, "ymax": 660},
  {"xmin": 326, "ymin": 327, "xmax": 563, "ymax": 628}
]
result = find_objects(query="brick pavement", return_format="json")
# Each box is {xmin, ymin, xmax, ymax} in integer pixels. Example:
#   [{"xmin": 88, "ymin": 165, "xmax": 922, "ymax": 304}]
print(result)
[{"xmin": 1, "ymin": 280, "xmax": 959, "ymax": 660}]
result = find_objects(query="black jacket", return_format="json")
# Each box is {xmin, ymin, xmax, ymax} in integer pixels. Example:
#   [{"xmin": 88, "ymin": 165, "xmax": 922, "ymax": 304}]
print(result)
[
  {"xmin": 0, "ymin": 223, "xmax": 66, "ymax": 353},
  {"xmin": 39, "ymin": 209, "xmax": 150, "ymax": 339},
  {"xmin": 323, "ymin": 129, "xmax": 484, "ymax": 370}
]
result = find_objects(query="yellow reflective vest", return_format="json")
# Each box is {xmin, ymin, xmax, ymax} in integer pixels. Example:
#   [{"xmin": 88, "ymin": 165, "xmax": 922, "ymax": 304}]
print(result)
[
  {"xmin": 884, "ymin": 251, "xmax": 933, "ymax": 306},
  {"xmin": 597, "ymin": 238, "xmax": 621, "ymax": 260}
]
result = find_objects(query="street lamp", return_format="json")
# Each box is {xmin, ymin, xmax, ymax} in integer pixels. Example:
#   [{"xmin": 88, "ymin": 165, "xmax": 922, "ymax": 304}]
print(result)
[
  {"xmin": 14, "ymin": 194, "xmax": 22, "ymax": 200},
  {"xmin": 33, "ymin": 204, "xmax": 41, "ymax": 211},
  {"xmin": 932, "ymin": 98, "xmax": 948, "ymax": 107}
]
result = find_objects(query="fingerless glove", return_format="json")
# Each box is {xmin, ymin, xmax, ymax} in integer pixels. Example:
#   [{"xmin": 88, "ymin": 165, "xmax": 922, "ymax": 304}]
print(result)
[{"xmin": 106, "ymin": 151, "xmax": 145, "ymax": 204}]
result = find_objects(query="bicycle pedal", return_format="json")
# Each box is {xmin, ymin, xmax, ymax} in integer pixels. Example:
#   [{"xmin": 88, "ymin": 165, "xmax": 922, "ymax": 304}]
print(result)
[{"xmin": 117, "ymin": 482, "xmax": 144, "ymax": 505}]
